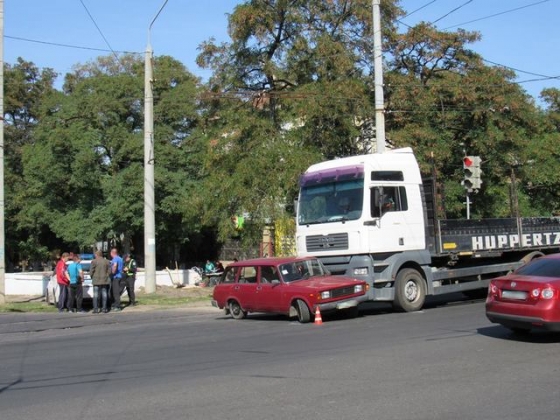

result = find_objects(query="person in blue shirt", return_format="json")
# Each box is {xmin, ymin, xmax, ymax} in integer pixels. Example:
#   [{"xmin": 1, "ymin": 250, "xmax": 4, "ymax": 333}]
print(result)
[
  {"xmin": 67, "ymin": 254, "xmax": 84, "ymax": 313},
  {"xmin": 110, "ymin": 248, "xmax": 124, "ymax": 312},
  {"xmin": 204, "ymin": 260, "xmax": 216, "ymax": 274}
]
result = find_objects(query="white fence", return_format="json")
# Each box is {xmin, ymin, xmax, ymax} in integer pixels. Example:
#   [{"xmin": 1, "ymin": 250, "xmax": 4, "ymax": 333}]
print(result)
[{"xmin": 4, "ymin": 269, "xmax": 203, "ymax": 296}]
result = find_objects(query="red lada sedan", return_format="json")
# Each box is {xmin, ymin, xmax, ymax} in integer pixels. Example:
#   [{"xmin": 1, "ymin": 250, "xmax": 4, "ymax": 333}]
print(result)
[
  {"xmin": 212, "ymin": 256, "xmax": 369, "ymax": 323},
  {"xmin": 486, "ymin": 254, "xmax": 560, "ymax": 333}
]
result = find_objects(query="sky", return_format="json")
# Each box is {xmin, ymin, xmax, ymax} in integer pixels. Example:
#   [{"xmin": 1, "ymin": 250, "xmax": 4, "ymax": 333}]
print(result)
[{"xmin": 4, "ymin": 0, "xmax": 560, "ymax": 103}]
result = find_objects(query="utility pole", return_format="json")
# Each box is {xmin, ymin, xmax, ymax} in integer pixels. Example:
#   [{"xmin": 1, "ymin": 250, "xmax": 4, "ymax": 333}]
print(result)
[
  {"xmin": 372, "ymin": 0, "xmax": 386, "ymax": 154},
  {"xmin": 144, "ymin": 39, "xmax": 155, "ymax": 294},
  {"xmin": 0, "ymin": 0, "xmax": 5, "ymax": 305},
  {"xmin": 144, "ymin": 0, "xmax": 169, "ymax": 294}
]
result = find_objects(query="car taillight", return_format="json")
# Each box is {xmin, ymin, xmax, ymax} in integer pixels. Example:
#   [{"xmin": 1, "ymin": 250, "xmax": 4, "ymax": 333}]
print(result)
[
  {"xmin": 541, "ymin": 288, "xmax": 555, "ymax": 300},
  {"xmin": 488, "ymin": 284, "xmax": 498, "ymax": 296},
  {"xmin": 529, "ymin": 288, "xmax": 556, "ymax": 300}
]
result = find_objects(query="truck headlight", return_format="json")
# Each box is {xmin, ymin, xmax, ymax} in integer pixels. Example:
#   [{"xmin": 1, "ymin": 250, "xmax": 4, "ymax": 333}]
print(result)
[
  {"xmin": 321, "ymin": 291, "xmax": 331, "ymax": 300},
  {"xmin": 354, "ymin": 284, "xmax": 364, "ymax": 293}
]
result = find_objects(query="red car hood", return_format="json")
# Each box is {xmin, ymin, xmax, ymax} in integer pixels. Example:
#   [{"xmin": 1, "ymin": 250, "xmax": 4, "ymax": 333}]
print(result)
[{"xmin": 291, "ymin": 275, "xmax": 363, "ymax": 290}]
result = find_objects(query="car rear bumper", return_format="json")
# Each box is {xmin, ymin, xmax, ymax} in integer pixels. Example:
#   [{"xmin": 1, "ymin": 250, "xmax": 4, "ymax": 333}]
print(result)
[
  {"xmin": 317, "ymin": 293, "xmax": 368, "ymax": 312},
  {"xmin": 486, "ymin": 311, "xmax": 560, "ymax": 332}
]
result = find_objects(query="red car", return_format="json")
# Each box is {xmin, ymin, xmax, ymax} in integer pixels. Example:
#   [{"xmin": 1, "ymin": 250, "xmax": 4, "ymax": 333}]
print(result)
[
  {"xmin": 486, "ymin": 254, "xmax": 560, "ymax": 333},
  {"xmin": 211, "ymin": 256, "xmax": 369, "ymax": 323}
]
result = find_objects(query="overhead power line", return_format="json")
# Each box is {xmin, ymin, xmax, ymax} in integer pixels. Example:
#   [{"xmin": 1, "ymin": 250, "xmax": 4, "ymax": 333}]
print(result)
[
  {"xmin": 79, "ymin": 0, "xmax": 120, "ymax": 61},
  {"xmin": 443, "ymin": 0, "xmax": 551, "ymax": 30},
  {"xmin": 432, "ymin": 0, "xmax": 475, "ymax": 24},
  {"xmin": 402, "ymin": 0, "xmax": 438, "ymax": 19},
  {"xmin": 482, "ymin": 58, "xmax": 560, "ymax": 80},
  {"xmin": 5, "ymin": 34, "xmax": 139, "ymax": 54}
]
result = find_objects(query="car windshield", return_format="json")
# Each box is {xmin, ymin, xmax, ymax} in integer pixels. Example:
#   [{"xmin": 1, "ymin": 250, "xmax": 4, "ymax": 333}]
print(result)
[
  {"xmin": 81, "ymin": 262, "xmax": 91, "ymax": 272},
  {"xmin": 298, "ymin": 179, "xmax": 364, "ymax": 225},
  {"xmin": 516, "ymin": 258, "xmax": 560, "ymax": 277},
  {"xmin": 279, "ymin": 259, "xmax": 329, "ymax": 282}
]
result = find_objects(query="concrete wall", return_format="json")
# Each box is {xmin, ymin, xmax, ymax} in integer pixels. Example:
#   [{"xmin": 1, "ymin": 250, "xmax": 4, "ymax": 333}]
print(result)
[{"xmin": 5, "ymin": 269, "xmax": 203, "ymax": 296}]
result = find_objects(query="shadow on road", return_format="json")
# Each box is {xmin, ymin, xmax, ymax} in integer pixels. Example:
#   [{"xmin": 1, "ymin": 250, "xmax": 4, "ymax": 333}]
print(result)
[
  {"xmin": 478, "ymin": 325, "xmax": 560, "ymax": 343},
  {"xmin": 212, "ymin": 292, "xmax": 487, "ymax": 324}
]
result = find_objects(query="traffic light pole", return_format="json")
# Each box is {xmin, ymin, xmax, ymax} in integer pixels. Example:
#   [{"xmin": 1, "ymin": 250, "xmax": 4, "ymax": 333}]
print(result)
[{"xmin": 466, "ymin": 194, "xmax": 471, "ymax": 220}]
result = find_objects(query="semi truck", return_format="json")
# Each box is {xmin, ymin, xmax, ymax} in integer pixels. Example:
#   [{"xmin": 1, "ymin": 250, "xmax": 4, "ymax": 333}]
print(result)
[{"xmin": 296, "ymin": 147, "xmax": 560, "ymax": 311}]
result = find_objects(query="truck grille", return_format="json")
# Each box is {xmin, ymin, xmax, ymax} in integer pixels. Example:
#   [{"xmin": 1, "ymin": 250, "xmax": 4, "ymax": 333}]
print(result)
[
  {"xmin": 331, "ymin": 286, "xmax": 356, "ymax": 298},
  {"xmin": 306, "ymin": 233, "xmax": 349, "ymax": 252}
]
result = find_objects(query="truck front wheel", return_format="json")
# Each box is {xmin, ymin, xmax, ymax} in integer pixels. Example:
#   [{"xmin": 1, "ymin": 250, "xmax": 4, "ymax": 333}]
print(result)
[{"xmin": 393, "ymin": 269, "xmax": 426, "ymax": 312}]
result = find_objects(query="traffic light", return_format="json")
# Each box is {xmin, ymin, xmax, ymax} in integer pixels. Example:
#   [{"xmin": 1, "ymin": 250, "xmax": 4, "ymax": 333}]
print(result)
[{"xmin": 462, "ymin": 156, "xmax": 482, "ymax": 192}]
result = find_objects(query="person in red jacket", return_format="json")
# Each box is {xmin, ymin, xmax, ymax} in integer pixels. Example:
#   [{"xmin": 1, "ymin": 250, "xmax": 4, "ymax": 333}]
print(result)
[{"xmin": 56, "ymin": 253, "xmax": 71, "ymax": 313}]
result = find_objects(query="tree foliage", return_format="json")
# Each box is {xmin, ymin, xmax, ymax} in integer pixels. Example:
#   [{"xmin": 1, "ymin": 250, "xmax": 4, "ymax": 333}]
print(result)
[{"xmin": 4, "ymin": 0, "xmax": 560, "ymax": 268}]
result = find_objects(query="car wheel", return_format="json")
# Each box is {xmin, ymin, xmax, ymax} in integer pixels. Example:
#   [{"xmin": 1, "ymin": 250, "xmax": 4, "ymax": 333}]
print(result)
[
  {"xmin": 393, "ymin": 268, "xmax": 426, "ymax": 312},
  {"xmin": 294, "ymin": 299, "xmax": 311, "ymax": 323},
  {"xmin": 229, "ymin": 300, "xmax": 247, "ymax": 320}
]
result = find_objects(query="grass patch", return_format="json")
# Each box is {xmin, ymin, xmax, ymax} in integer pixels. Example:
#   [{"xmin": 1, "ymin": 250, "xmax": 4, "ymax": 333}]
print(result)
[
  {"xmin": 0, "ymin": 287, "xmax": 213, "ymax": 313},
  {"xmin": 0, "ymin": 301, "xmax": 58, "ymax": 313},
  {"xmin": 134, "ymin": 293, "xmax": 212, "ymax": 307}
]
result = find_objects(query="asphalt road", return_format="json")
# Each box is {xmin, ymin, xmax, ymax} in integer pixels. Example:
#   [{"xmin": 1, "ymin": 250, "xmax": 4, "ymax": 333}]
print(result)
[{"xmin": 1, "ymin": 296, "xmax": 559, "ymax": 420}]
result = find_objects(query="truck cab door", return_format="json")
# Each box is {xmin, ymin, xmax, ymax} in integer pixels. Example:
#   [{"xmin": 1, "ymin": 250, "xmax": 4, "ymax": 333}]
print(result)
[{"xmin": 368, "ymin": 186, "xmax": 409, "ymax": 252}]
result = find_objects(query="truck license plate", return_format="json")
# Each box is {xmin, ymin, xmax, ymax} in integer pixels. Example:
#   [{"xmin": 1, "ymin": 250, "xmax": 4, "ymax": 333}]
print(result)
[{"xmin": 501, "ymin": 290, "xmax": 527, "ymax": 300}]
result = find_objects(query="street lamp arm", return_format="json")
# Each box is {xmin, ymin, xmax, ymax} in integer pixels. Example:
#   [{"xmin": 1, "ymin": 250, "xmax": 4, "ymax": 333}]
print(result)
[{"xmin": 148, "ymin": 0, "xmax": 170, "ymax": 45}]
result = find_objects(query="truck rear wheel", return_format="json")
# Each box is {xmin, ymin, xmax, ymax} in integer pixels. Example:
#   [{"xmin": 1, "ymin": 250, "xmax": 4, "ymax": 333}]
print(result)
[{"xmin": 393, "ymin": 268, "xmax": 426, "ymax": 312}]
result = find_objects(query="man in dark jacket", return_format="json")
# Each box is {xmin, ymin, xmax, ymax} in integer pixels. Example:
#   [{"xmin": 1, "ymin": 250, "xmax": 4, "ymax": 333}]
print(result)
[
  {"xmin": 122, "ymin": 254, "xmax": 138, "ymax": 306},
  {"xmin": 90, "ymin": 250, "xmax": 111, "ymax": 313}
]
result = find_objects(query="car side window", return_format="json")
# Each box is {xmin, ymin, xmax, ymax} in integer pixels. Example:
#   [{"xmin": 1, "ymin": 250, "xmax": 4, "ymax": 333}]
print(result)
[
  {"xmin": 222, "ymin": 267, "xmax": 238, "ymax": 284},
  {"xmin": 260, "ymin": 266, "xmax": 280, "ymax": 284},
  {"xmin": 239, "ymin": 266, "xmax": 257, "ymax": 283}
]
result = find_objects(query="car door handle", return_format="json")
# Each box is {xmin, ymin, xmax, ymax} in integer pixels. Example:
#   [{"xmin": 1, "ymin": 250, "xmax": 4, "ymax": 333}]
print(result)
[
  {"xmin": 234, "ymin": 286, "xmax": 240, "ymax": 290},
  {"xmin": 256, "ymin": 286, "xmax": 262, "ymax": 291}
]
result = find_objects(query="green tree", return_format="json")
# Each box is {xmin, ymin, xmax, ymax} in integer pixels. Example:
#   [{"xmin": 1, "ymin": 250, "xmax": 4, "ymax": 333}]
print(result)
[
  {"xmin": 20, "ymin": 54, "xmax": 203, "ymax": 264},
  {"xmin": 4, "ymin": 58, "xmax": 57, "ymax": 268},
  {"xmin": 196, "ymin": 0, "xmax": 404, "ymax": 242},
  {"xmin": 385, "ymin": 22, "xmax": 543, "ymax": 218}
]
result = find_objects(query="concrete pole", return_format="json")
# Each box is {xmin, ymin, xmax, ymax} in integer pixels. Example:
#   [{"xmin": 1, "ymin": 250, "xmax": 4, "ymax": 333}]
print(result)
[
  {"xmin": 144, "ymin": 0, "xmax": 169, "ymax": 294},
  {"xmin": 144, "ymin": 42, "xmax": 156, "ymax": 294},
  {"xmin": 0, "ymin": 0, "xmax": 5, "ymax": 305},
  {"xmin": 372, "ymin": 0, "xmax": 386, "ymax": 153}
]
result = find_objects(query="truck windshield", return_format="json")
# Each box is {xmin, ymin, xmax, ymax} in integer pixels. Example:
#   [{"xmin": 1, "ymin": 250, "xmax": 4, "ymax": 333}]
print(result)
[{"xmin": 298, "ymin": 179, "xmax": 364, "ymax": 225}]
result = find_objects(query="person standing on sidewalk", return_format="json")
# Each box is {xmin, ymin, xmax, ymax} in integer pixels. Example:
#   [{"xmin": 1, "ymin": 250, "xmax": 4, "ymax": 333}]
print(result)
[
  {"xmin": 110, "ymin": 248, "xmax": 124, "ymax": 312},
  {"xmin": 90, "ymin": 250, "xmax": 111, "ymax": 313},
  {"xmin": 55, "ymin": 253, "xmax": 71, "ymax": 313},
  {"xmin": 67, "ymin": 254, "xmax": 84, "ymax": 313},
  {"xmin": 122, "ymin": 254, "xmax": 138, "ymax": 306}
]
